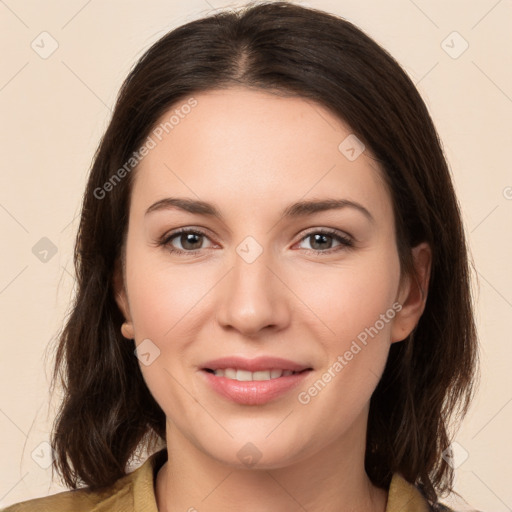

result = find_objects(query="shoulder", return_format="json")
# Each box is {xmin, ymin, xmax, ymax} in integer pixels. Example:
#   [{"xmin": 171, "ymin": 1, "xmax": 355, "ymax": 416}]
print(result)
[
  {"xmin": 387, "ymin": 473, "xmax": 482, "ymax": 512},
  {"xmin": 0, "ymin": 475, "xmax": 135, "ymax": 512},
  {"xmin": 1, "ymin": 486, "xmax": 109, "ymax": 512},
  {"xmin": 387, "ymin": 473, "xmax": 432, "ymax": 512},
  {"xmin": 1, "ymin": 449, "xmax": 166, "ymax": 512},
  {"xmin": 386, "ymin": 473, "xmax": 453, "ymax": 512}
]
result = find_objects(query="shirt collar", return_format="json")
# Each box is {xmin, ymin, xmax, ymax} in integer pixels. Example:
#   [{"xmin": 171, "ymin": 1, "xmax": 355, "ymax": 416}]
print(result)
[{"xmin": 129, "ymin": 449, "xmax": 431, "ymax": 512}]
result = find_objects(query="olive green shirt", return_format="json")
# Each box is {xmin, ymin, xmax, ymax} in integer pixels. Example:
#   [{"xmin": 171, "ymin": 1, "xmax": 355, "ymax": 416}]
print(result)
[{"xmin": 2, "ymin": 449, "xmax": 443, "ymax": 511}]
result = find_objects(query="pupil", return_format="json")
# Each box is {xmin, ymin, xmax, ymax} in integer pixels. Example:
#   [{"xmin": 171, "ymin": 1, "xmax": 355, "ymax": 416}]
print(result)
[
  {"xmin": 182, "ymin": 233, "xmax": 201, "ymax": 250},
  {"xmin": 311, "ymin": 233, "xmax": 331, "ymax": 250}
]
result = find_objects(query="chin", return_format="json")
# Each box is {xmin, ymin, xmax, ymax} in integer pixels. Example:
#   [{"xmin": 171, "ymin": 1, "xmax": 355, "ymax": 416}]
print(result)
[{"xmin": 198, "ymin": 435, "xmax": 311, "ymax": 470}]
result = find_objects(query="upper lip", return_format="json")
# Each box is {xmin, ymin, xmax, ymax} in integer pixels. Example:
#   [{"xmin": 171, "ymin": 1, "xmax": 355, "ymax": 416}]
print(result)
[{"xmin": 201, "ymin": 356, "xmax": 312, "ymax": 373}]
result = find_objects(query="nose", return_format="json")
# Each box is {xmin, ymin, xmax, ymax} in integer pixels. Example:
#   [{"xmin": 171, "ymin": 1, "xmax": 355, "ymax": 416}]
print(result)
[{"xmin": 214, "ymin": 247, "xmax": 291, "ymax": 337}]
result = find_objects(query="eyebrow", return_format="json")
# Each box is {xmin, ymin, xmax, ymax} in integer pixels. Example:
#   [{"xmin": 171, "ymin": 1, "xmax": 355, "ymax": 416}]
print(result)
[{"xmin": 145, "ymin": 197, "xmax": 374, "ymax": 223}]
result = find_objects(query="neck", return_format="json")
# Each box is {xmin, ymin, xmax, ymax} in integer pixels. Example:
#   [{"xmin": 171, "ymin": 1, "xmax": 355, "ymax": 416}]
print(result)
[{"xmin": 155, "ymin": 417, "xmax": 387, "ymax": 512}]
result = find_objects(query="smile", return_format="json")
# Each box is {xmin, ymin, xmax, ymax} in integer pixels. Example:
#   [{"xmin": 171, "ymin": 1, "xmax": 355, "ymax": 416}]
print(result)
[
  {"xmin": 201, "ymin": 368, "xmax": 312, "ymax": 405},
  {"xmin": 204, "ymin": 368, "xmax": 303, "ymax": 381}
]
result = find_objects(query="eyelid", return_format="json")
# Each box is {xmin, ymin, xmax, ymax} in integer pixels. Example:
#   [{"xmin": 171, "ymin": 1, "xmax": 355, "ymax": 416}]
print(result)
[
  {"xmin": 157, "ymin": 227, "xmax": 216, "ymax": 251},
  {"xmin": 293, "ymin": 227, "xmax": 354, "ymax": 253},
  {"xmin": 297, "ymin": 226, "xmax": 353, "ymax": 242}
]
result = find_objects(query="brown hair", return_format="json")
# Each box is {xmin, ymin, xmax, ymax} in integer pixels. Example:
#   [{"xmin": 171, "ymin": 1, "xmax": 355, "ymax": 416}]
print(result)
[{"xmin": 48, "ymin": 1, "xmax": 478, "ymax": 506}]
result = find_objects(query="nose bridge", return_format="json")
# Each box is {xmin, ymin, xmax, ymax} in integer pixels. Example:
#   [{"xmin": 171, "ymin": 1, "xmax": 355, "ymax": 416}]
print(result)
[{"xmin": 215, "ymin": 234, "xmax": 289, "ymax": 334}]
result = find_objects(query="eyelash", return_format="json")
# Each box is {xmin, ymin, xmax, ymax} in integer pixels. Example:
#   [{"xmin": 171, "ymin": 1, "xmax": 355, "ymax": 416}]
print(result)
[{"xmin": 157, "ymin": 227, "xmax": 354, "ymax": 256}]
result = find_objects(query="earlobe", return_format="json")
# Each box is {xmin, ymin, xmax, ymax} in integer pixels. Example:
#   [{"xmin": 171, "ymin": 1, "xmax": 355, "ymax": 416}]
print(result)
[
  {"xmin": 391, "ymin": 242, "xmax": 432, "ymax": 343},
  {"xmin": 113, "ymin": 258, "xmax": 134, "ymax": 339},
  {"xmin": 121, "ymin": 322, "xmax": 134, "ymax": 340}
]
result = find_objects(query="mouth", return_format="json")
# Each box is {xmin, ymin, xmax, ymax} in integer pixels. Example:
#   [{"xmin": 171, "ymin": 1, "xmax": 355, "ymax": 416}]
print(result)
[
  {"xmin": 200, "ymin": 368, "xmax": 312, "ymax": 405},
  {"xmin": 199, "ymin": 356, "xmax": 313, "ymax": 404},
  {"xmin": 202, "ymin": 367, "xmax": 311, "ymax": 381}
]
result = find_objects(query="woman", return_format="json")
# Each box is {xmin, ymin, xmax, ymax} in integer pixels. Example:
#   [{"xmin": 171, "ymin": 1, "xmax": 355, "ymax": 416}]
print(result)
[{"xmin": 2, "ymin": 2, "xmax": 478, "ymax": 511}]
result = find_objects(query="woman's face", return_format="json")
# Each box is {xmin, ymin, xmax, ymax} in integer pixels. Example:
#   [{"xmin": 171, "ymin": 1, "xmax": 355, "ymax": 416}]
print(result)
[{"xmin": 115, "ymin": 86, "xmax": 428, "ymax": 469}]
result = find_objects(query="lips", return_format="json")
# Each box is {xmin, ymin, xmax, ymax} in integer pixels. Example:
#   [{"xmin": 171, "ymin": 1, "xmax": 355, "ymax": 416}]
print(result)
[
  {"xmin": 200, "ymin": 356, "xmax": 313, "ymax": 405},
  {"xmin": 201, "ymin": 369, "xmax": 312, "ymax": 405}
]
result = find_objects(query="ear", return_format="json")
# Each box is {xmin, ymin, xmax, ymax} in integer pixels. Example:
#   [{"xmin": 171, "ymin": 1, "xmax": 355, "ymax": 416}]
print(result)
[
  {"xmin": 391, "ymin": 242, "xmax": 432, "ymax": 343},
  {"xmin": 113, "ymin": 257, "xmax": 134, "ymax": 339}
]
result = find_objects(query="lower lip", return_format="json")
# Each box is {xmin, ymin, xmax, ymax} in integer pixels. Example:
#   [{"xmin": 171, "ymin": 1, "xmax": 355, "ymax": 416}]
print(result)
[{"xmin": 201, "ymin": 370, "xmax": 311, "ymax": 405}]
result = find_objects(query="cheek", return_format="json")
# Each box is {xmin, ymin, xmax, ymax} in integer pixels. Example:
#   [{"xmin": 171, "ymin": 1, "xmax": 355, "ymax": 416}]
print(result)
[
  {"xmin": 295, "ymin": 281, "xmax": 396, "ymax": 435},
  {"xmin": 125, "ymin": 247, "xmax": 214, "ymax": 339},
  {"xmin": 291, "ymin": 247, "xmax": 400, "ymax": 409},
  {"xmin": 126, "ymin": 259, "xmax": 201, "ymax": 417},
  {"xmin": 292, "ymin": 250, "xmax": 401, "ymax": 344}
]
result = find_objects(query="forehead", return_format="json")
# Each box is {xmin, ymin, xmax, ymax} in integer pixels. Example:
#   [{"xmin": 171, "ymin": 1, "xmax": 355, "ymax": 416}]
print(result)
[{"xmin": 130, "ymin": 86, "xmax": 392, "ymax": 221}]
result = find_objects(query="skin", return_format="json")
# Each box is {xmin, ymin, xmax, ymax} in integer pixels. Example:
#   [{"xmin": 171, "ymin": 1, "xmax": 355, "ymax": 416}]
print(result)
[{"xmin": 114, "ymin": 86, "xmax": 431, "ymax": 512}]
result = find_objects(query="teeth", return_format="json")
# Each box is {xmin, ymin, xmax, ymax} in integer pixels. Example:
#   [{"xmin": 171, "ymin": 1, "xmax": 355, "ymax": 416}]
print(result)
[
  {"xmin": 224, "ymin": 368, "xmax": 237, "ymax": 379},
  {"xmin": 270, "ymin": 369, "xmax": 282, "ymax": 379},
  {"xmin": 236, "ymin": 369, "xmax": 253, "ymax": 381},
  {"xmin": 211, "ymin": 368, "xmax": 298, "ymax": 381}
]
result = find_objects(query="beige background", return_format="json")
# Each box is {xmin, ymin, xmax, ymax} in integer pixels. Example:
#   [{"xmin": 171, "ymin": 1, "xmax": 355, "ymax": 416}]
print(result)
[{"xmin": 1, "ymin": 0, "xmax": 511, "ymax": 510}]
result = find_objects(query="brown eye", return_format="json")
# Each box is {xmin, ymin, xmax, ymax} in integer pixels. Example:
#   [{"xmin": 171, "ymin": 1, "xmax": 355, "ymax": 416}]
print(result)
[
  {"xmin": 175, "ymin": 232, "xmax": 204, "ymax": 250},
  {"xmin": 297, "ymin": 229, "xmax": 354, "ymax": 254},
  {"xmin": 160, "ymin": 229, "xmax": 213, "ymax": 254}
]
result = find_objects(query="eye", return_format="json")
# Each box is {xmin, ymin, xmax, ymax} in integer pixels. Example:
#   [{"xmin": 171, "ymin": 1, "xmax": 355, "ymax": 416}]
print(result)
[
  {"xmin": 157, "ymin": 227, "xmax": 354, "ymax": 256},
  {"xmin": 159, "ymin": 228, "xmax": 213, "ymax": 255},
  {"xmin": 296, "ymin": 228, "xmax": 354, "ymax": 254}
]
